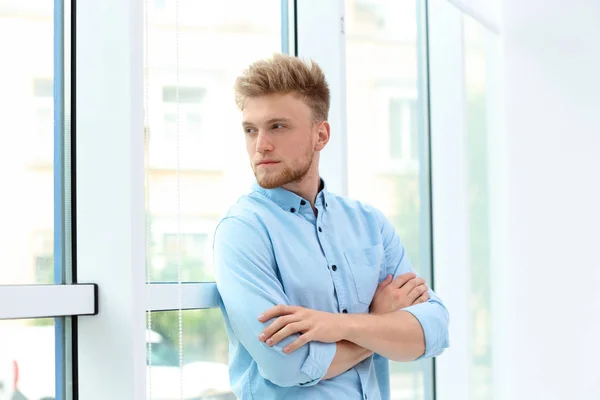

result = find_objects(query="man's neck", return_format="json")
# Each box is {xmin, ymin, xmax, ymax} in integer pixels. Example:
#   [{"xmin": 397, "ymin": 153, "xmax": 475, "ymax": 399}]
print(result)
[{"xmin": 282, "ymin": 173, "xmax": 322, "ymax": 208}]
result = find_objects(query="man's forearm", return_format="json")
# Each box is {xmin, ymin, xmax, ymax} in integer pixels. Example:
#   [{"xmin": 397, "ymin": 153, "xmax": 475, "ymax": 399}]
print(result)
[
  {"xmin": 322, "ymin": 340, "xmax": 373, "ymax": 380},
  {"xmin": 342, "ymin": 311, "xmax": 425, "ymax": 362}
]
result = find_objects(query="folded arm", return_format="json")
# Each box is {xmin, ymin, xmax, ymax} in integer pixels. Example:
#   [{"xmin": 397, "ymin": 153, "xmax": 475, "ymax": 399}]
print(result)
[
  {"xmin": 323, "ymin": 340, "xmax": 373, "ymax": 380},
  {"xmin": 343, "ymin": 301, "xmax": 448, "ymax": 361},
  {"xmin": 365, "ymin": 208, "xmax": 450, "ymax": 360},
  {"xmin": 213, "ymin": 216, "xmax": 336, "ymax": 387}
]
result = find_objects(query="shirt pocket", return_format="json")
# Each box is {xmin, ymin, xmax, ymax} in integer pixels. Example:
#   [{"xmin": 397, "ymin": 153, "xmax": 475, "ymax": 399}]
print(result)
[{"xmin": 344, "ymin": 244, "xmax": 384, "ymax": 305}]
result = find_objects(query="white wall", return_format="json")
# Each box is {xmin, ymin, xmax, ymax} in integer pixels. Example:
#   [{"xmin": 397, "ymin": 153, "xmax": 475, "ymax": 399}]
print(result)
[{"xmin": 503, "ymin": 1, "xmax": 600, "ymax": 398}]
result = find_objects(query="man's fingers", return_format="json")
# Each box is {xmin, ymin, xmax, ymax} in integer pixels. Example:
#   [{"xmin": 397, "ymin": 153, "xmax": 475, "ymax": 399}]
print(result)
[
  {"xmin": 408, "ymin": 284, "xmax": 429, "ymax": 302},
  {"xmin": 283, "ymin": 333, "xmax": 311, "ymax": 354},
  {"xmin": 377, "ymin": 274, "xmax": 393, "ymax": 291},
  {"xmin": 267, "ymin": 321, "xmax": 307, "ymax": 347},
  {"xmin": 413, "ymin": 290, "xmax": 430, "ymax": 304},
  {"xmin": 401, "ymin": 277, "xmax": 426, "ymax": 293},
  {"xmin": 259, "ymin": 304, "xmax": 295, "ymax": 322},
  {"xmin": 391, "ymin": 272, "xmax": 417, "ymax": 288},
  {"xmin": 259, "ymin": 315, "xmax": 295, "ymax": 341}
]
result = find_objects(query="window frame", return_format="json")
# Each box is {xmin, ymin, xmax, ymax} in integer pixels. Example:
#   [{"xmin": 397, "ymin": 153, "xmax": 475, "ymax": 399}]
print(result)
[{"xmin": 428, "ymin": 0, "xmax": 505, "ymax": 399}]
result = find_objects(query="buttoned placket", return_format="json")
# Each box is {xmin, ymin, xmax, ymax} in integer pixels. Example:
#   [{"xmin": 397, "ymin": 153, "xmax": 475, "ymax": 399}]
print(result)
[{"xmin": 314, "ymin": 198, "xmax": 349, "ymax": 315}]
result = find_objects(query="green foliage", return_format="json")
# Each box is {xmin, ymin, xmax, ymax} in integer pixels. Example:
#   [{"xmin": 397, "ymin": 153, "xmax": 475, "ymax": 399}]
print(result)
[{"xmin": 152, "ymin": 308, "xmax": 229, "ymax": 364}]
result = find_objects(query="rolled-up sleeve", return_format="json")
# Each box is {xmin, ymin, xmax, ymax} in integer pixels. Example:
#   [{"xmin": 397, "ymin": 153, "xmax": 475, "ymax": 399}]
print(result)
[
  {"xmin": 374, "ymin": 208, "xmax": 450, "ymax": 359},
  {"xmin": 402, "ymin": 297, "xmax": 449, "ymax": 359},
  {"xmin": 213, "ymin": 216, "xmax": 336, "ymax": 387}
]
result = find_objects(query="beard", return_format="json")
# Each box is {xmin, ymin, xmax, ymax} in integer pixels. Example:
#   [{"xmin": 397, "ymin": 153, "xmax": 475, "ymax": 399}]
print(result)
[{"xmin": 254, "ymin": 147, "xmax": 314, "ymax": 189}]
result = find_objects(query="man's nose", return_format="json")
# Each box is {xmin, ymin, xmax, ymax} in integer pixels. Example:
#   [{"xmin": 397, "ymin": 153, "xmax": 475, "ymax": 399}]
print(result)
[{"xmin": 256, "ymin": 131, "xmax": 274, "ymax": 153}]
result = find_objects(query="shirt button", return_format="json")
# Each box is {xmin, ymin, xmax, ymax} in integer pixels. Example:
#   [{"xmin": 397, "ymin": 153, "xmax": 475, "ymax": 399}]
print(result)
[
  {"xmin": 300, "ymin": 200, "xmax": 306, "ymax": 206},
  {"xmin": 342, "ymin": 309, "xmax": 348, "ymax": 313},
  {"xmin": 332, "ymin": 265, "xmax": 337, "ymax": 271},
  {"xmin": 318, "ymin": 227, "xmax": 322, "ymax": 232},
  {"xmin": 290, "ymin": 208, "xmax": 296, "ymax": 213}
]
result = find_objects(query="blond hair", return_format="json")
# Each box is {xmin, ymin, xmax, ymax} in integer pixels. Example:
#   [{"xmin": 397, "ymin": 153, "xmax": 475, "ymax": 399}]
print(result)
[{"xmin": 234, "ymin": 53, "xmax": 330, "ymax": 121}]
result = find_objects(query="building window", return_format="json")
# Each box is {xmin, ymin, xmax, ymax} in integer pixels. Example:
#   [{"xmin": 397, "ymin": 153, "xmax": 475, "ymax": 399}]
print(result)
[
  {"xmin": 387, "ymin": 96, "xmax": 419, "ymax": 166},
  {"xmin": 162, "ymin": 86, "xmax": 205, "ymax": 137},
  {"xmin": 374, "ymin": 87, "xmax": 419, "ymax": 172}
]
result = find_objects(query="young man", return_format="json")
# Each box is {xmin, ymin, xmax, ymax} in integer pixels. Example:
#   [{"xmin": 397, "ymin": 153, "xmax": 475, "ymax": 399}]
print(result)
[{"xmin": 213, "ymin": 54, "xmax": 449, "ymax": 400}]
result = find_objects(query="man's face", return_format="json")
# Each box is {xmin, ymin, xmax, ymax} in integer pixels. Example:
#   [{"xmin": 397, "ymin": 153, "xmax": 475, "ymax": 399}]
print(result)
[{"xmin": 242, "ymin": 93, "xmax": 317, "ymax": 189}]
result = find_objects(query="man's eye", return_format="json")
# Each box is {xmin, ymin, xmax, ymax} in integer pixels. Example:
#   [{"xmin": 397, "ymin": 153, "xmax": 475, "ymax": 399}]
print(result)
[
  {"xmin": 244, "ymin": 128, "xmax": 256, "ymax": 134},
  {"xmin": 272, "ymin": 124, "xmax": 285, "ymax": 129}
]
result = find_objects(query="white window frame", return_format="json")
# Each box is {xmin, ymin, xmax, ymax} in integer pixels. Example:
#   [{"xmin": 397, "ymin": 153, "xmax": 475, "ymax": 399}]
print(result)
[
  {"xmin": 0, "ymin": 285, "xmax": 96, "ymax": 319},
  {"xmin": 428, "ymin": 1, "xmax": 472, "ymax": 398},
  {"xmin": 429, "ymin": 0, "xmax": 507, "ymax": 399},
  {"xmin": 74, "ymin": 0, "xmax": 147, "ymax": 398}
]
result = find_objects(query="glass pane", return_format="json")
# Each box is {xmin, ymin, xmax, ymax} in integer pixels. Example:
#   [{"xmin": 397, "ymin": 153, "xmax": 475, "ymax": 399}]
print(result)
[
  {"xmin": 464, "ymin": 15, "xmax": 492, "ymax": 400},
  {"xmin": 148, "ymin": 310, "xmax": 232, "ymax": 399},
  {"xmin": 144, "ymin": 0, "xmax": 282, "ymax": 283},
  {"xmin": 0, "ymin": 318, "xmax": 58, "ymax": 400},
  {"xmin": 0, "ymin": 1, "xmax": 56, "ymax": 285},
  {"xmin": 345, "ymin": 0, "xmax": 429, "ymax": 399}
]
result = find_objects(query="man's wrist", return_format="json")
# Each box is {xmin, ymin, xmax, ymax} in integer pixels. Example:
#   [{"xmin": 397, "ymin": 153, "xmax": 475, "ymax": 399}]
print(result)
[
  {"xmin": 340, "ymin": 313, "xmax": 375, "ymax": 343},
  {"xmin": 338, "ymin": 315, "xmax": 376, "ymax": 359}
]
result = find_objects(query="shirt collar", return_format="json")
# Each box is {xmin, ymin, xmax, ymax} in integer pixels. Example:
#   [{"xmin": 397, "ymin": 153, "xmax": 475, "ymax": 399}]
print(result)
[{"xmin": 251, "ymin": 178, "xmax": 330, "ymax": 213}]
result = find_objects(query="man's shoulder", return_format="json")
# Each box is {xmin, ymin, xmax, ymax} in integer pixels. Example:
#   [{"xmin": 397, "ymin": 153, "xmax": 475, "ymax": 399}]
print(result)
[
  {"xmin": 327, "ymin": 193, "xmax": 391, "ymax": 237},
  {"xmin": 215, "ymin": 191, "xmax": 273, "ymax": 235},
  {"xmin": 221, "ymin": 189, "xmax": 269, "ymax": 215},
  {"xmin": 328, "ymin": 192, "xmax": 383, "ymax": 219}
]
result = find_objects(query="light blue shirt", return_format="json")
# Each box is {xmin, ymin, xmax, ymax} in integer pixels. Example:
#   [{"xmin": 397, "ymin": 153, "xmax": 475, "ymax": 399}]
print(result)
[{"xmin": 213, "ymin": 180, "xmax": 449, "ymax": 400}]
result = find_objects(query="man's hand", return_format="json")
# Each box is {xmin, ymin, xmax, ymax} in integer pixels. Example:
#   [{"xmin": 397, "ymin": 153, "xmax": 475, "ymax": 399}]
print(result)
[
  {"xmin": 369, "ymin": 272, "xmax": 430, "ymax": 315},
  {"xmin": 258, "ymin": 305, "xmax": 344, "ymax": 354}
]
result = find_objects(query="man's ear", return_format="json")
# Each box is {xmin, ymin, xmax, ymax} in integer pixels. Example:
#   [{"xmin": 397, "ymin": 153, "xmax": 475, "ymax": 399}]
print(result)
[{"xmin": 314, "ymin": 121, "xmax": 331, "ymax": 151}]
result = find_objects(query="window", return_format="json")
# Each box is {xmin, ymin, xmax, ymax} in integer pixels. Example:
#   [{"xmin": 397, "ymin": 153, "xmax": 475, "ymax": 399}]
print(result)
[
  {"xmin": 0, "ymin": 2, "xmax": 77, "ymax": 399},
  {"xmin": 148, "ymin": 310, "xmax": 231, "ymax": 398},
  {"xmin": 380, "ymin": 91, "xmax": 420, "ymax": 169},
  {"xmin": 0, "ymin": 319, "xmax": 58, "ymax": 400},
  {"xmin": 162, "ymin": 85, "xmax": 206, "ymax": 137},
  {"xmin": 0, "ymin": 8, "xmax": 56, "ymax": 286},
  {"xmin": 390, "ymin": 98, "xmax": 419, "ymax": 162}
]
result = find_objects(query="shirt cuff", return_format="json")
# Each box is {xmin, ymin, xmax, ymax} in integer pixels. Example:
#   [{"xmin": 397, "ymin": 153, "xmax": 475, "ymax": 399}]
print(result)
[
  {"xmin": 402, "ymin": 302, "xmax": 449, "ymax": 359},
  {"xmin": 298, "ymin": 341, "xmax": 337, "ymax": 386}
]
